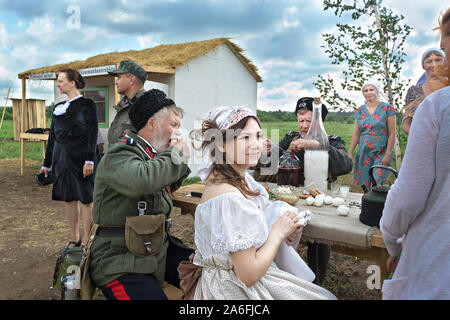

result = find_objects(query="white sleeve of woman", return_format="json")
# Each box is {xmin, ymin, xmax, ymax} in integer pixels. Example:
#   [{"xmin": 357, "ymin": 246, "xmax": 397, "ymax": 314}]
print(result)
[
  {"xmin": 206, "ymin": 194, "xmax": 268, "ymax": 255},
  {"xmin": 380, "ymin": 92, "xmax": 441, "ymax": 257}
]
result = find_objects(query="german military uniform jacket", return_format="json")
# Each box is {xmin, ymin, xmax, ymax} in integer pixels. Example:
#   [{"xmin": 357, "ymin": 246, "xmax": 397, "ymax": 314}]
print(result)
[
  {"xmin": 107, "ymin": 88, "xmax": 146, "ymax": 147},
  {"xmin": 89, "ymin": 130, "xmax": 191, "ymax": 287},
  {"xmin": 259, "ymin": 131, "xmax": 353, "ymax": 185}
]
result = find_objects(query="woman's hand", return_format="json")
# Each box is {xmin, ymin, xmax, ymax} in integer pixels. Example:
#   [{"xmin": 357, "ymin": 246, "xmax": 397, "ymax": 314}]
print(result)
[
  {"xmin": 381, "ymin": 153, "xmax": 391, "ymax": 166},
  {"xmin": 386, "ymin": 255, "xmax": 398, "ymax": 274},
  {"xmin": 349, "ymin": 152, "xmax": 354, "ymax": 162},
  {"xmin": 83, "ymin": 162, "xmax": 94, "ymax": 178},
  {"xmin": 285, "ymin": 224, "xmax": 304, "ymax": 246},
  {"xmin": 272, "ymin": 211, "xmax": 302, "ymax": 241},
  {"xmin": 39, "ymin": 167, "xmax": 49, "ymax": 178}
]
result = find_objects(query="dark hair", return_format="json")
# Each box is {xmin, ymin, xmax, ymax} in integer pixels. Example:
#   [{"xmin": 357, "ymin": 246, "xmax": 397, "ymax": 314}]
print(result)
[
  {"xmin": 58, "ymin": 67, "xmax": 85, "ymax": 89},
  {"xmin": 129, "ymin": 89, "xmax": 176, "ymax": 132},
  {"xmin": 191, "ymin": 115, "xmax": 261, "ymax": 198}
]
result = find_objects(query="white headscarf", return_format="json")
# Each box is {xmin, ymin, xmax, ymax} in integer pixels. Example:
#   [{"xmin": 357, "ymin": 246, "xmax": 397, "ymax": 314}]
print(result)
[
  {"xmin": 362, "ymin": 80, "xmax": 381, "ymax": 99},
  {"xmin": 197, "ymin": 106, "xmax": 256, "ymax": 182}
]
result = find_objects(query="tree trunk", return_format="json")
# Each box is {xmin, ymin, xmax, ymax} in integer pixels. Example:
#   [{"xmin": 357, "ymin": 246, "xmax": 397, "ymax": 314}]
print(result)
[{"xmin": 372, "ymin": 4, "xmax": 402, "ymax": 170}]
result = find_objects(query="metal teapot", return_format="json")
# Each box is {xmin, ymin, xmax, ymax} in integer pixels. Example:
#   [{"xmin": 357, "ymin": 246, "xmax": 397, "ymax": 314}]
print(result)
[{"xmin": 359, "ymin": 165, "xmax": 398, "ymax": 227}]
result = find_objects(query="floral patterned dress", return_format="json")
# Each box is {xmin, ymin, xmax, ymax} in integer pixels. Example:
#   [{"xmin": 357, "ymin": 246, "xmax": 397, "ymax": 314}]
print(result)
[{"xmin": 353, "ymin": 102, "xmax": 396, "ymax": 187}]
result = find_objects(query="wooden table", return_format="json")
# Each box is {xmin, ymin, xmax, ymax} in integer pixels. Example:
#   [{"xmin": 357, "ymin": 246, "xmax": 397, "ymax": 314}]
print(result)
[
  {"xmin": 172, "ymin": 182, "xmax": 389, "ymax": 284},
  {"xmin": 19, "ymin": 132, "xmax": 48, "ymax": 175}
]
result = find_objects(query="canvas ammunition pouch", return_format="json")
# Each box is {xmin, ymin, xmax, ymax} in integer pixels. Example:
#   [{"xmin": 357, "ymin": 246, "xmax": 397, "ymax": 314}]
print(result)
[{"xmin": 125, "ymin": 214, "xmax": 166, "ymax": 257}]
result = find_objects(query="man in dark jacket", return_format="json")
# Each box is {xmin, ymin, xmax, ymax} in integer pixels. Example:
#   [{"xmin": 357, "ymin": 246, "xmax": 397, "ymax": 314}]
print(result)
[{"xmin": 257, "ymin": 97, "xmax": 353, "ymax": 286}]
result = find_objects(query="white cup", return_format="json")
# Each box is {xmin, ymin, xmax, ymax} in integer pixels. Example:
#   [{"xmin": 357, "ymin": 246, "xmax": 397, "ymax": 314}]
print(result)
[{"xmin": 339, "ymin": 186, "xmax": 350, "ymax": 197}]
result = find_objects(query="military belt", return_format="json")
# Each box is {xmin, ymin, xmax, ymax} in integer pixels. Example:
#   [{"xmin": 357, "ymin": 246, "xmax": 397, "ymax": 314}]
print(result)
[
  {"xmin": 96, "ymin": 219, "xmax": 172, "ymax": 237},
  {"xmin": 96, "ymin": 226, "xmax": 125, "ymax": 237}
]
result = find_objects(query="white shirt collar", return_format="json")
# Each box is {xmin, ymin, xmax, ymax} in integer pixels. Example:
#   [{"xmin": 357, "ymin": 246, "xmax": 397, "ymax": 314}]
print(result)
[{"xmin": 53, "ymin": 95, "xmax": 83, "ymax": 116}]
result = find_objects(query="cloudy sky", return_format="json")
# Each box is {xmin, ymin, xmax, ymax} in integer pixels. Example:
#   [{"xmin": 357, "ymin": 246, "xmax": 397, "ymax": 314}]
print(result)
[{"xmin": 0, "ymin": 0, "xmax": 446, "ymax": 111}]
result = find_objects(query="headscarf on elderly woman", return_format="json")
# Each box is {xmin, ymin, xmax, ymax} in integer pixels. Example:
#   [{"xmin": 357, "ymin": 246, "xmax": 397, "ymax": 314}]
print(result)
[{"xmin": 402, "ymin": 48, "xmax": 445, "ymax": 134}]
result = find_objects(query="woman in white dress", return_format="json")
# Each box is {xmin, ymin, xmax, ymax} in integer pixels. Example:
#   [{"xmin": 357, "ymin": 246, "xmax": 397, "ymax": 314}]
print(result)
[{"xmin": 190, "ymin": 106, "xmax": 336, "ymax": 300}]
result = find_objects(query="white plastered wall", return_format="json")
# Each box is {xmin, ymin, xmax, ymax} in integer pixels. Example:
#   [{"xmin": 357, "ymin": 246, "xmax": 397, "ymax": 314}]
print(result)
[{"xmin": 173, "ymin": 43, "xmax": 258, "ymax": 176}]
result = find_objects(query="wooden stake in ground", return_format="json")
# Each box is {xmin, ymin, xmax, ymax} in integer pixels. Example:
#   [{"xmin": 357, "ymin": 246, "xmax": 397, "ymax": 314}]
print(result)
[{"xmin": 0, "ymin": 87, "xmax": 11, "ymax": 132}]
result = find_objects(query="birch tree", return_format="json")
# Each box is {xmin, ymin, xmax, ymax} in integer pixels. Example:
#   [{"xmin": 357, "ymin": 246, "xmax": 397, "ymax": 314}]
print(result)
[{"xmin": 314, "ymin": 0, "xmax": 412, "ymax": 169}]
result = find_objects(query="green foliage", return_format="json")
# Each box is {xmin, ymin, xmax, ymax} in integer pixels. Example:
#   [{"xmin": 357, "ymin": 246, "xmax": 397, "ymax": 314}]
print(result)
[
  {"xmin": 256, "ymin": 109, "xmax": 296, "ymax": 122},
  {"xmin": 0, "ymin": 107, "xmax": 13, "ymax": 120},
  {"xmin": 315, "ymin": 0, "xmax": 412, "ymax": 112},
  {"xmin": 46, "ymin": 103, "xmax": 55, "ymax": 121},
  {"xmin": 257, "ymin": 109, "xmax": 355, "ymax": 125}
]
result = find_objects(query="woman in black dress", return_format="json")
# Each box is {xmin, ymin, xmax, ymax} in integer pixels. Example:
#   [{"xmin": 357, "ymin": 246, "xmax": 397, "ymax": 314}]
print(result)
[{"xmin": 39, "ymin": 68, "xmax": 99, "ymax": 247}]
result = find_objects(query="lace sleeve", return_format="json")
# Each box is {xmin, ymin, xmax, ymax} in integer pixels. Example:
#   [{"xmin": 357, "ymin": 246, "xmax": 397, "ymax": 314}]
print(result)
[{"xmin": 198, "ymin": 193, "xmax": 269, "ymax": 255}]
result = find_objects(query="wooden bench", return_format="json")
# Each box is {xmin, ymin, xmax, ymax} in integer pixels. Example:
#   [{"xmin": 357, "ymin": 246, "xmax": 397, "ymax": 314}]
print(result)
[{"xmin": 19, "ymin": 132, "xmax": 48, "ymax": 175}]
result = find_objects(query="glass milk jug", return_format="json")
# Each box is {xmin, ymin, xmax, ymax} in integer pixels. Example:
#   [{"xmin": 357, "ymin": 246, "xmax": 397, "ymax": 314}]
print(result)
[
  {"xmin": 277, "ymin": 150, "xmax": 302, "ymax": 187},
  {"xmin": 304, "ymin": 97, "xmax": 329, "ymax": 192}
]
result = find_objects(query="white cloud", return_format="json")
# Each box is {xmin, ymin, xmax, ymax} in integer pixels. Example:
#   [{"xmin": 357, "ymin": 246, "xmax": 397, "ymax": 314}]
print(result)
[
  {"xmin": 109, "ymin": 11, "xmax": 134, "ymax": 23},
  {"xmin": 137, "ymin": 35, "xmax": 152, "ymax": 49},
  {"xmin": 0, "ymin": 23, "xmax": 10, "ymax": 47},
  {"xmin": 26, "ymin": 17, "xmax": 55, "ymax": 44},
  {"xmin": 286, "ymin": 6, "xmax": 298, "ymax": 15},
  {"xmin": 257, "ymin": 81, "xmax": 315, "ymax": 111}
]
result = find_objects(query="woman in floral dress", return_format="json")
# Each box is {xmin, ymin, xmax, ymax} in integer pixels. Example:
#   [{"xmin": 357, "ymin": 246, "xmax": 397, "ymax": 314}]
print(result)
[{"xmin": 349, "ymin": 81, "xmax": 396, "ymax": 189}]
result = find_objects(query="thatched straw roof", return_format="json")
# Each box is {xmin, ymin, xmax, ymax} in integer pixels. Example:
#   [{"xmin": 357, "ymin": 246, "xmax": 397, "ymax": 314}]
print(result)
[{"xmin": 18, "ymin": 37, "xmax": 262, "ymax": 82}]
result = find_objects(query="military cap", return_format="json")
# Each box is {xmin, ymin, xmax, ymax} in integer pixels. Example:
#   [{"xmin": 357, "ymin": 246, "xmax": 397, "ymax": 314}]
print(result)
[
  {"xmin": 108, "ymin": 60, "xmax": 147, "ymax": 84},
  {"xmin": 295, "ymin": 97, "xmax": 328, "ymax": 122}
]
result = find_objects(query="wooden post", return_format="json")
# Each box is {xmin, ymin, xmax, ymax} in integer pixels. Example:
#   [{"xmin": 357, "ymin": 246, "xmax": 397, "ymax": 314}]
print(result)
[
  {"xmin": 20, "ymin": 78, "xmax": 26, "ymax": 175},
  {"xmin": 0, "ymin": 87, "xmax": 11, "ymax": 131}
]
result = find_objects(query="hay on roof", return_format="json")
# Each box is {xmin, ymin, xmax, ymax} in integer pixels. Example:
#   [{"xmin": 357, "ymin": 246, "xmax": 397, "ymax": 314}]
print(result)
[{"xmin": 19, "ymin": 38, "xmax": 262, "ymax": 82}]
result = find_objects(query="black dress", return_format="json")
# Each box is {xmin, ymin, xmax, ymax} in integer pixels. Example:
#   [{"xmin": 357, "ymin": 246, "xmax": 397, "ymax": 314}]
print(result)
[{"xmin": 43, "ymin": 97, "xmax": 99, "ymax": 204}]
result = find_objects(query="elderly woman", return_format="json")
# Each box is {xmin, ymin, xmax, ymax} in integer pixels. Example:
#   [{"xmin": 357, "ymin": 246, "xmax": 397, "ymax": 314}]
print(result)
[
  {"xmin": 402, "ymin": 48, "xmax": 445, "ymax": 134},
  {"xmin": 380, "ymin": 8, "xmax": 450, "ymax": 299},
  {"xmin": 348, "ymin": 81, "xmax": 396, "ymax": 190}
]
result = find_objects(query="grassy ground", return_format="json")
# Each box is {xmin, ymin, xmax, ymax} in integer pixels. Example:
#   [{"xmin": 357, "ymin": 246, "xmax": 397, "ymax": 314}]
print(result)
[{"xmin": 0, "ymin": 120, "xmax": 47, "ymax": 163}]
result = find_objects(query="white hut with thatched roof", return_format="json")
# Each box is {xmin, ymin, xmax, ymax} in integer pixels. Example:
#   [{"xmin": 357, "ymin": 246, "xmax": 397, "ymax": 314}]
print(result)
[{"xmin": 18, "ymin": 37, "xmax": 262, "ymax": 175}]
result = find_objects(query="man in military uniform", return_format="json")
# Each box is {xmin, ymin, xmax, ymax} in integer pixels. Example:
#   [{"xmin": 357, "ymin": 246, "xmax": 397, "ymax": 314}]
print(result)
[
  {"xmin": 258, "ymin": 97, "xmax": 353, "ymax": 286},
  {"xmin": 107, "ymin": 60, "xmax": 147, "ymax": 148},
  {"xmin": 89, "ymin": 89, "xmax": 193, "ymax": 300}
]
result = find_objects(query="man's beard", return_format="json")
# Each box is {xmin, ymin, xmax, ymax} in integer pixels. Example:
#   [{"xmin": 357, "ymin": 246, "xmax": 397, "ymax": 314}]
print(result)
[{"xmin": 151, "ymin": 130, "xmax": 170, "ymax": 153}]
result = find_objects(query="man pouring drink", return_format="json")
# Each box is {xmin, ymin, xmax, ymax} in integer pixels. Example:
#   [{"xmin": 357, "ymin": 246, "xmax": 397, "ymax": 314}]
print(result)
[{"xmin": 256, "ymin": 96, "xmax": 353, "ymax": 286}]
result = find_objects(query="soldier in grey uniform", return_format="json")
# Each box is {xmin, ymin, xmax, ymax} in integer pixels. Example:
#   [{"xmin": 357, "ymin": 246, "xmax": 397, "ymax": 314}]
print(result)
[
  {"xmin": 107, "ymin": 60, "xmax": 147, "ymax": 148},
  {"xmin": 89, "ymin": 89, "xmax": 193, "ymax": 299}
]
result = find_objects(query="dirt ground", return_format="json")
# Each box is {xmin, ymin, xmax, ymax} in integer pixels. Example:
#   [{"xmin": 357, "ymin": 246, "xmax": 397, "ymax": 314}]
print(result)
[{"xmin": 0, "ymin": 158, "xmax": 381, "ymax": 300}]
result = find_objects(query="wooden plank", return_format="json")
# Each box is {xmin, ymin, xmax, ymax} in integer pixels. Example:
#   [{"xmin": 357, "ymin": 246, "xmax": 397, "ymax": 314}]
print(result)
[
  {"xmin": 12, "ymin": 99, "xmax": 20, "ymax": 141},
  {"xmin": 21, "ymin": 78, "xmax": 26, "ymax": 134},
  {"xmin": 19, "ymin": 132, "xmax": 49, "ymax": 140},
  {"xmin": 370, "ymin": 229, "xmax": 386, "ymax": 248},
  {"xmin": 172, "ymin": 182, "xmax": 205, "ymax": 217},
  {"xmin": 20, "ymin": 138, "xmax": 25, "ymax": 175}
]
